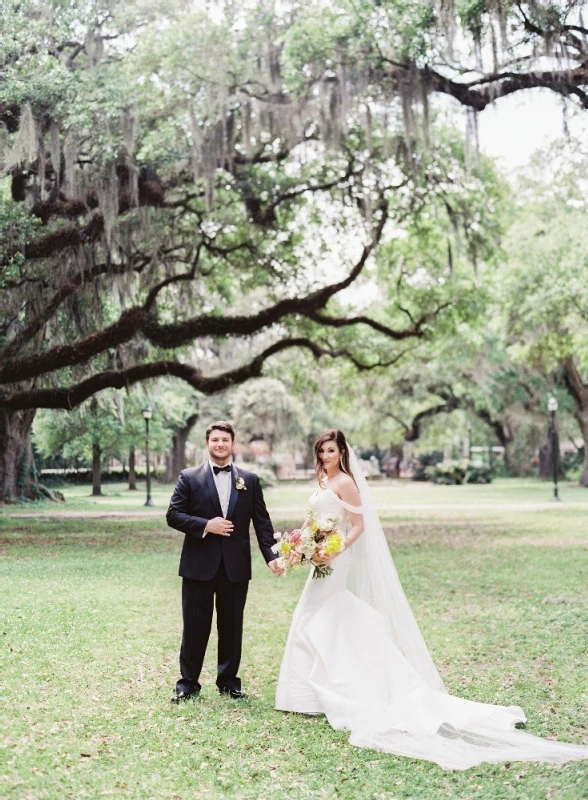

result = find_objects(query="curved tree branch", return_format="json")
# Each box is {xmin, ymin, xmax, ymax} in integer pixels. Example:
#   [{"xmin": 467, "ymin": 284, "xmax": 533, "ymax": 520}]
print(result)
[
  {"xmin": 143, "ymin": 250, "xmax": 200, "ymax": 312},
  {"xmin": 332, "ymin": 348, "xmax": 410, "ymax": 371},
  {"xmin": 562, "ymin": 354, "xmax": 588, "ymax": 408},
  {"xmin": 256, "ymin": 161, "xmax": 359, "ymax": 225},
  {"xmin": 23, "ymin": 213, "xmax": 105, "ymax": 260},
  {"xmin": 308, "ymin": 301, "xmax": 451, "ymax": 340},
  {"xmin": 0, "ymin": 203, "xmax": 388, "ymax": 385},
  {"xmin": 404, "ymin": 398, "xmax": 461, "ymax": 441},
  {"xmin": 0, "ymin": 307, "xmax": 151, "ymax": 385},
  {"xmin": 398, "ymin": 383, "xmax": 514, "ymax": 447},
  {"xmin": 1, "ymin": 261, "xmax": 149, "ymax": 360},
  {"xmin": 474, "ymin": 407, "xmax": 514, "ymax": 448},
  {"xmin": 0, "ymin": 338, "xmax": 335, "ymax": 411},
  {"xmin": 381, "ymin": 63, "xmax": 588, "ymax": 111}
]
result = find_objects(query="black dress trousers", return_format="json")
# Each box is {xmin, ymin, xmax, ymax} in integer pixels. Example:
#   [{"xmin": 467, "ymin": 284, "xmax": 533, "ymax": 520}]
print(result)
[{"xmin": 177, "ymin": 561, "xmax": 249, "ymax": 694}]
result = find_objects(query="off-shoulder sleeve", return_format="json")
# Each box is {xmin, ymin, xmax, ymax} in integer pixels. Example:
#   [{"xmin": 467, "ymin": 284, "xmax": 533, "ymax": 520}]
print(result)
[{"xmin": 339, "ymin": 499, "xmax": 363, "ymax": 513}]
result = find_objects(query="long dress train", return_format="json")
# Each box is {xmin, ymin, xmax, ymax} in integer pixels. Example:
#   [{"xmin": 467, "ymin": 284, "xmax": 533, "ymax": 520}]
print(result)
[{"xmin": 275, "ymin": 487, "xmax": 588, "ymax": 771}]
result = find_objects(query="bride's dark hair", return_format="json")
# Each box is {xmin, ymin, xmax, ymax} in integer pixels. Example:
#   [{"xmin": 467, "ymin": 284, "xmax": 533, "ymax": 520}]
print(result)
[{"xmin": 314, "ymin": 429, "xmax": 354, "ymax": 487}]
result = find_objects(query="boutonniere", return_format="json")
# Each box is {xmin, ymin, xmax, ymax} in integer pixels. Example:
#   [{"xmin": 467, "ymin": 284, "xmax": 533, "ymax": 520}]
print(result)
[{"xmin": 235, "ymin": 476, "xmax": 246, "ymax": 491}]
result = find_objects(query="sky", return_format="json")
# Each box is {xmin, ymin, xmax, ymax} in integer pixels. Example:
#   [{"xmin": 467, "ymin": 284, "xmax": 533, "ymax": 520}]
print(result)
[{"xmin": 476, "ymin": 88, "xmax": 588, "ymax": 171}]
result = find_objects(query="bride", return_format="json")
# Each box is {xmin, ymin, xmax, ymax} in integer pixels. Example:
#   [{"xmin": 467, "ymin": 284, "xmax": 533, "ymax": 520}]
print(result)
[{"xmin": 275, "ymin": 429, "xmax": 588, "ymax": 770}]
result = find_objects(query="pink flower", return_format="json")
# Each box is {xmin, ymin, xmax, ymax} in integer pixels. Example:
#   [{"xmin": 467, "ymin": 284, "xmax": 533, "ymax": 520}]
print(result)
[{"xmin": 289, "ymin": 529, "xmax": 302, "ymax": 543}]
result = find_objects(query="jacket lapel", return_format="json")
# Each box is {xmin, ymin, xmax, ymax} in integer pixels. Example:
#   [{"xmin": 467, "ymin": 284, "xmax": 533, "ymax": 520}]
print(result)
[
  {"xmin": 204, "ymin": 463, "xmax": 223, "ymax": 518},
  {"xmin": 226, "ymin": 466, "xmax": 240, "ymax": 520}
]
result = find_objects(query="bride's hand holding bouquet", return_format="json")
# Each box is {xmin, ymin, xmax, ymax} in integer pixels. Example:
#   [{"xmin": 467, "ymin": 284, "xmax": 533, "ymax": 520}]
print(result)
[{"xmin": 272, "ymin": 512, "xmax": 346, "ymax": 579}]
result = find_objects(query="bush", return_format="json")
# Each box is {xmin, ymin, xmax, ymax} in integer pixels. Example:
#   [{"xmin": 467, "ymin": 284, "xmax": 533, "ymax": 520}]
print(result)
[
  {"xmin": 489, "ymin": 458, "xmax": 512, "ymax": 478},
  {"xmin": 40, "ymin": 468, "xmax": 164, "ymax": 485},
  {"xmin": 425, "ymin": 461, "xmax": 493, "ymax": 485},
  {"xmin": 562, "ymin": 446, "xmax": 583, "ymax": 475},
  {"xmin": 465, "ymin": 465, "xmax": 493, "ymax": 484},
  {"xmin": 234, "ymin": 463, "xmax": 276, "ymax": 488},
  {"xmin": 413, "ymin": 451, "xmax": 444, "ymax": 481},
  {"xmin": 255, "ymin": 467, "xmax": 277, "ymax": 489}
]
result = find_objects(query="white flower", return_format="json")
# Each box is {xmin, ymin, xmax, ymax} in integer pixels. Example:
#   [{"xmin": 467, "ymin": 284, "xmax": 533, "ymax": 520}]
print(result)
[
  {"xmin": 271, "ymin": 543, "xmax": 280, "ymax": 554},
  {"xmin": 301, "ymin": 541, "xmax": 316, "ymax": 558},
  {"xmin": 273, "ymin": 531, "xmax": 282, "ymax": 540}
]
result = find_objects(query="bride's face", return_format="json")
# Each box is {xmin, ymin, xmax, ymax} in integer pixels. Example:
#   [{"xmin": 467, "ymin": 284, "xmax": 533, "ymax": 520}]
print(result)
[{"xmin": 318, "ymin": 440, "xmax": 341, "ymax": 472}]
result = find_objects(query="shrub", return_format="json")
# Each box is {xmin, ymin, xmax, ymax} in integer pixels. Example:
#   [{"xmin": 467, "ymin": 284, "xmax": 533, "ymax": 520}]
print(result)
[
  {"xmin": 426, "ymin": 461, "xmax": 493, "ymax": 485},
  {"xmin": 413, "ymin": 451, "xmax": 444, "ymax": 481}
]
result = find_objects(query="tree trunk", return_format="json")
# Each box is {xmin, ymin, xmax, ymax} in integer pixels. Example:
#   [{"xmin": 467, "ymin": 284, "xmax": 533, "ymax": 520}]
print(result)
[
  {"xmin": 166, "ymin": 412, "xmax": 199, "ymax": 482},
  {"xmin": 0, "ymin": 409, "xmax": 36, "ymax": 501},
  {"xmin": 491, "ymin": 421, "xmax": 514, "ymax": 473},
  {"xmin": 502, "ymin": 441, "xmax": 513, "ymax": 473},
  {"xmin": 128, "ymin": 446, "xmax": 137, "ymax": 490},
  {"xmin": 174, "ymin": 428, "xmax": 189, "ymax": 473},
  {"xmin": 562, "ymin": 355, "xmax": 588, "ymax": 487},
  {"xmin": 576, "ymin": 409, "xmax": 588, "ymax": 487},
  {"xmin": 166, "ymin": 429, "xmax": 188, "ymax": 481},
  {"xmin": 92, "ymin": 441, "xmax": 102, "ymax": 496},
  {"xmin": 24, "ymin": 438, "xmax": 38, "ymax": 497}
]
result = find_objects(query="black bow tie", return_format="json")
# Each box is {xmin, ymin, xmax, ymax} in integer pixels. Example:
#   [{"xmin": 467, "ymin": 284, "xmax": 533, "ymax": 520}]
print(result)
[{"xmin": 213, "ymin": 464, "xmax": 232, "ymax": 475}]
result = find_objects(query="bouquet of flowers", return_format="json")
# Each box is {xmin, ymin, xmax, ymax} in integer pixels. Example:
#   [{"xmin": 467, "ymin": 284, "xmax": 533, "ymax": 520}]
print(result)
[{"xmin": 272, "ymin": 511, "xmax": 346, "ymax": 579}]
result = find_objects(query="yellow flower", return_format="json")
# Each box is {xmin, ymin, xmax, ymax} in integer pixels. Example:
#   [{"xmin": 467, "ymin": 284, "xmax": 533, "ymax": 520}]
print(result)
[
  {"xmin": 281, "ymin": 542, "xmax": 292, "ymax": 555},
  {"xmin": 324, "ymin": 534, "xmax": 343, "ymax": 555}
]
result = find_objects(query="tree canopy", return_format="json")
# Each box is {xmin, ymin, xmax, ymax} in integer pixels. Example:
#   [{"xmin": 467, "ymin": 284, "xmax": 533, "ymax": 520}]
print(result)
[{"xmin": 1, "ymin": 0, "xmax": 587, "ymax": 498}]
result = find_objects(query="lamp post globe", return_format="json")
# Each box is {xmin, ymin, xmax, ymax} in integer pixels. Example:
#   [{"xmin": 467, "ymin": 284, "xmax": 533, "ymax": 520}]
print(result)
[
  {"xmin": 547, "ymin": 397, "xmax": 560, "ymax": 502},
  {"xmin": 143, "ymin": 406, "xmax": 154, "ymax": 507}
]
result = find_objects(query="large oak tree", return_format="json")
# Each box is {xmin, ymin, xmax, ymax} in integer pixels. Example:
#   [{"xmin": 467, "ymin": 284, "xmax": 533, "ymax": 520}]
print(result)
[{"xmin": 2, "ymin": 0, "xmax": 582, "ymax": 499}]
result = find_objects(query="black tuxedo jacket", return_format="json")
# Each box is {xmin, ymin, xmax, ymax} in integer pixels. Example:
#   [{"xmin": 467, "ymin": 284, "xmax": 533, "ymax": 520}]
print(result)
[{"xmin": 166, "ymin": 463, "xmax": 276, "ymax": 582}]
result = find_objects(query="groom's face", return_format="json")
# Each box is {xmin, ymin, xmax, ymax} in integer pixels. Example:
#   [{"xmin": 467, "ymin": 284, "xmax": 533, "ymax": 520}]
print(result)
[{"xmin": 206, "ymin": 429, "xmax": 234, "ymax": 465}]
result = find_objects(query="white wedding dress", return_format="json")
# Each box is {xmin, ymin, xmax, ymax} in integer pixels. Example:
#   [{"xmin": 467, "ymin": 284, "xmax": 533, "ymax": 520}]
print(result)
[{"xmin": 275, "ymin": 467, "xmax": 588, "ymax": 771}]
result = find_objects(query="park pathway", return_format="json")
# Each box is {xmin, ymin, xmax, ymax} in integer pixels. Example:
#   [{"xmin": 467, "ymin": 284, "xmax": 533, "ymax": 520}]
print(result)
[{"xmin": 4, "ymin": 501, "xmax": 588, "ymax": 519}]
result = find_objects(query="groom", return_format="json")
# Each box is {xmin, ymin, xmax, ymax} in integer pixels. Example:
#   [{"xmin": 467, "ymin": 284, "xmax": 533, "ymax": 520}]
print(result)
[{"xmin": 166, "ymin": 420, "xmax": 283, "ymax": 702}]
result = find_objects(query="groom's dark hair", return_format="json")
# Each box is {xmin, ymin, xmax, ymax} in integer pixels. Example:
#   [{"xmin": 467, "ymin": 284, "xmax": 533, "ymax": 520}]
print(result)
[{"xmin": 206, "ymin": 420, "xmax": 235, "ymax": 441}]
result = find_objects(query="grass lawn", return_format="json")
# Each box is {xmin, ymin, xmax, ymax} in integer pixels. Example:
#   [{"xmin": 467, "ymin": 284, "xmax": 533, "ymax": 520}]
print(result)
[{"xmin": 1, "ymin": 481, "xmax": 587, "ymax": 798}]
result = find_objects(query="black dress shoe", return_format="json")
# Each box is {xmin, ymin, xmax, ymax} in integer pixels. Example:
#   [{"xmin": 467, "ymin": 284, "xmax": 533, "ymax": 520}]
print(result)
[
  {"xmin": 171, "ymin": 690, "xmax": 199, "ymax": 704},
  {"xmin": 219, "ymin": 687, "xmax": 248, "ymax": 700}
]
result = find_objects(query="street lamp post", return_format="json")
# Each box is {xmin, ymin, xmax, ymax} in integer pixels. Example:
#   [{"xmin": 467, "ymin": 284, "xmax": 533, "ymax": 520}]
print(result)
[
  {"xmin": 143, "ymin": 406, "xmax": 154, "ymax": 507},
  {"xmin": 548, "ymin": 397, "xmax": 560, "ymax": 502}
]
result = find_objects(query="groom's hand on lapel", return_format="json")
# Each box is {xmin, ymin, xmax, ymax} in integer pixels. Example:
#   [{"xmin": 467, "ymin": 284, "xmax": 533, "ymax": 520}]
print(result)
[{"xmin": 205, "ymin": 517, "xmax": 234, "ymax": 536}]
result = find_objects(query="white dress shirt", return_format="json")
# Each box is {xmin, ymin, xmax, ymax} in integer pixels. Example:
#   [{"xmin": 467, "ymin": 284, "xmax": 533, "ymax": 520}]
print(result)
[
  {"xmin": 203, "ymin": 460, "xmax": 233, "ymax": 536},
  {"xmin": 210, "ymin": 459, "xmax": 232, "ymax": 518}
]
